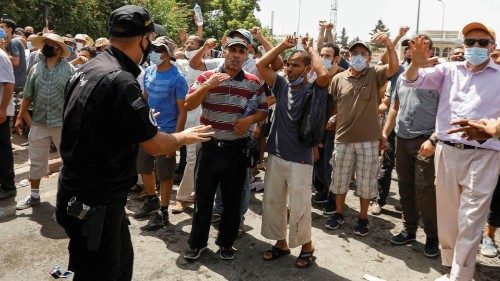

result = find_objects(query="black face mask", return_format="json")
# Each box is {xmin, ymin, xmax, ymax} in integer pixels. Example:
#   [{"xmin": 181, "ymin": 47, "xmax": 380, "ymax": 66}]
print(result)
[
  {"xmin": 42, "ymin": 44, "xmax": 57, "ymax": 58},
  {"xmin": 139, "ymin": 36, "xmax": 152, "ymax": 65}
]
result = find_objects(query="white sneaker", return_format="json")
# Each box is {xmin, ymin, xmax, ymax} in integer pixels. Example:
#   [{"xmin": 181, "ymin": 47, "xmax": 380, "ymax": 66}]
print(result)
[
  {"xmin": 480, "ymin": 236, "xmax": 498, "ymax": 258},
  {"xmin": 16, "ymin": 195, "xmax": 40, "ymax": 210},
  {"xmin": 370, "ymin": 201, "xmax": 382, "ymax": 215}
]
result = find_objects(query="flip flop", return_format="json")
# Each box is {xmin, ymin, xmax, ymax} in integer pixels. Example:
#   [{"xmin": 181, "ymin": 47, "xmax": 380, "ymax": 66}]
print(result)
[
  {"xmin": 295, "ymin": 249, "xmax": 316, "ymax": 268},
  {"xmin": 262, "ymin": 246, "xmax": 291, "ymax": 261}
]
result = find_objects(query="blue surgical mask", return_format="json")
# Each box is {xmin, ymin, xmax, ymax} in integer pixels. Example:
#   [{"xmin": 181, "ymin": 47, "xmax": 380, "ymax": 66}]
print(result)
[
  {"xmin": 150, "ymin": 51, "xmax": 163, "ymax": 65},
  {"xmin": 287, "ymin": 70, "xmax": 306, "ymax": 86},
  {"xmin": 67, "ymin": 46, "xmax": 73, "ymax": 54},
  {"xmin": 350, "ymin": 55, "xmax": 368, "ymax": 71},
  {"xmin": 323, "ymin": 58, "xmax": 333, "ymax": 69},
  {"xmin": 464, "ymin": 47, "xmax": 489, "ymax": 66}
]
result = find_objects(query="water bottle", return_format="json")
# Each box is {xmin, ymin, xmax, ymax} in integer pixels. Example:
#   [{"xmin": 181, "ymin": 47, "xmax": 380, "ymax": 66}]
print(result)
[{"xmin": 193, "ymin": 3, "xmax": 204, "ymax": 26}]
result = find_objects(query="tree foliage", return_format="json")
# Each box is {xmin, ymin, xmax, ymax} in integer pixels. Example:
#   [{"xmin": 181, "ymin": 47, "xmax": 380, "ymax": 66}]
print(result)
[
  {"xmin": 0, "ymin": 0, "xmax": 263, "ymax": 45},
  {"xmin": 336, "ymin": 27, "xmax": 349, "ymax": 47},
  {"xmin": 369, "ymin": 19, "xmax": 390, "ymax": 51}
]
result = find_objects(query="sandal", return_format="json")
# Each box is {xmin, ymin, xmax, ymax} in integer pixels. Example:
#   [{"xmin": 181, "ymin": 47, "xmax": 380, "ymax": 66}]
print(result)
[
  {"xmin": 295, "ymin": 249, "xmax": 315, "ymax": 268},
  {"xmin": 262, "ymin": 246, "xmax": 291, "ymax": 261}
]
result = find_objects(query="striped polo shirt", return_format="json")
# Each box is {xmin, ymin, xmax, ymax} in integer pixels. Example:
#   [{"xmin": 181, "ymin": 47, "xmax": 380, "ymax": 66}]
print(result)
[{"xmin": 189, "ymin": 67, "xmax": 267, "ymax": 140}]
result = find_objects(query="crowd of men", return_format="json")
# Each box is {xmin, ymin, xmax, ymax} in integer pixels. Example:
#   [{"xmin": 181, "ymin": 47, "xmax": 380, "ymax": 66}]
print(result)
[{"xmin": 0, "ymin": 4, "xmax": 499, "ymax": 281}]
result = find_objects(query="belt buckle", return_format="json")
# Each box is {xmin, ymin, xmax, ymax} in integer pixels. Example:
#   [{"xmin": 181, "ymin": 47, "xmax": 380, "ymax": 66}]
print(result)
[
  {"xmin": 217, "ymin": 141, "xmax": 223, "ymax": 147},
  {"xmin": 455, "ymin": 143, "xmax": 465, "ymax": 149}
]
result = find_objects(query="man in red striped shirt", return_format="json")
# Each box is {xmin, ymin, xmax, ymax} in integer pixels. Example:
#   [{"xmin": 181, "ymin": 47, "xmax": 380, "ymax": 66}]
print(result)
[{"xmin": 184, "ymin": 37, "xmax": 268, "ymax": 260}]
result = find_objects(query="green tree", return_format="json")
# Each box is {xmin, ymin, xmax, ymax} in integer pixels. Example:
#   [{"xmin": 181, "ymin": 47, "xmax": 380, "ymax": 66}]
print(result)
[
  {"xmin": 369, "ymin": 19, "xmax": 390, "ymax": 51},
  {"xmin": 336, "ymin": 27, "xmax": 349, "ymax": 47}
]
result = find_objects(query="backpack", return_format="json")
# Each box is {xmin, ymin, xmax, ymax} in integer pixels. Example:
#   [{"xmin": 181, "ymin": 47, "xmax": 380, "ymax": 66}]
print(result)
[{"xmin": 297, "ymin": 84, "xmax": 329, "ymax": 147}]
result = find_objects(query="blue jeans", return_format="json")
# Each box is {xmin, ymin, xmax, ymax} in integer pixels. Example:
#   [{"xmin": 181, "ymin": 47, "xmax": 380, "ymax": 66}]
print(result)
[{"xmin": 214, "ymin": 168, "xmax": 250, "ymax": 222}]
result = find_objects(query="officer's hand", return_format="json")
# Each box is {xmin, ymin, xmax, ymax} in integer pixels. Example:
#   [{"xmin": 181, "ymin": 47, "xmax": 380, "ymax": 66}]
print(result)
[
  {"xmin": 180, "ymin": 125, "xmax": 214, "ymax": 144},
  {"xmin": 203, "ymin": 73, "xmax": 230, "ymax": 90}
]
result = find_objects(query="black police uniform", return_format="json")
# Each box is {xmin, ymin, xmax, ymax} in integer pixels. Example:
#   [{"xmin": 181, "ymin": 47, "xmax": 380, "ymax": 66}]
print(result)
[{"xmin": 55, "ymin": 45, "xmax": 158, "ymax": 280}]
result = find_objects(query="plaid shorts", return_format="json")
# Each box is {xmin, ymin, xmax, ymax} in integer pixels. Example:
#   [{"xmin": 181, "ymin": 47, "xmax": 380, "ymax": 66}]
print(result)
[{"xmin": 330, "ymin": 141, "xmax": 380, "ymax": 199}]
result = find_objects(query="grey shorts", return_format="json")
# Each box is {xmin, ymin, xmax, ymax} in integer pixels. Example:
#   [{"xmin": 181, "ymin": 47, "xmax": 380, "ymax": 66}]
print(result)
[{"xmin": 136, "ymin": 147, "xmax": 176, "ymax": 181}]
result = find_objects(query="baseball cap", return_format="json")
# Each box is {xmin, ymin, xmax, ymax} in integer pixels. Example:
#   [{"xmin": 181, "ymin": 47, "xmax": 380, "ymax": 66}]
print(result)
[
  {"xmin": 108, "ymin": 5, "xmax": 154, "ymax": 37},
  {"xmin": 462, "ymin": 22, "xmax": 496, "ymax": 42},
  {"xmin": 228, "ymin": 29, "xmax": 253, "ymax": 44},
  {"xmin": 225, "ymin": 37, "xmax": 248, "ymax": 49},
  {"xmin": 349, "ymin": 41, "xmax": 371, "ymax": 55},
  {"xmin": 402, "ymin": 35, "xmax": 433, "ymax": 49},
  {"xmin": 95, "ymin": 37, "xmax": 110, "ymax": 48},
  {"xmin": 153, "ymin": 24, "xmax": 166, "ymax": 37},
  {"xmin": 151, "ymin": 36, "xmax": 177, "ymax": 61}
]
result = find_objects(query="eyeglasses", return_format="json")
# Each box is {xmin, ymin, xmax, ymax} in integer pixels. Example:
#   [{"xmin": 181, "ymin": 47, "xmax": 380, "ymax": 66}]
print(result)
[{"xmin": 464, "ymin": 39, "xmax": 494, "ymax": 47}]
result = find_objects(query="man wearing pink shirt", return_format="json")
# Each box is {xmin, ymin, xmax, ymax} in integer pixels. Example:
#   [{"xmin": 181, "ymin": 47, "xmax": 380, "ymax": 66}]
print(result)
[{"xmin": 402, "ymin": 22, "xmax": 500, "ymax": 281}]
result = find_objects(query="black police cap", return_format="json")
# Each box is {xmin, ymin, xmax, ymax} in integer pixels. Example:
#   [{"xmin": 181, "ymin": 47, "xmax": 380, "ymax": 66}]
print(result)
[{"xmin": 108, "ymin": 5, "xmax": 154, "ymax": 38}]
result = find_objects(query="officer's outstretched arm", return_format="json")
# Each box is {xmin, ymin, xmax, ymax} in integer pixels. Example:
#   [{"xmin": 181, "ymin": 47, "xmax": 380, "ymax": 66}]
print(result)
[{"xmin": 140, "ymin": 125, "xmax": 214, "ymax": 156}]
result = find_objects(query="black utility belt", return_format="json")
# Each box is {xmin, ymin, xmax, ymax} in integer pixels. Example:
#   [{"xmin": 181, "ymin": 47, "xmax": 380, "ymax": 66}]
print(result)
[
  {"xmin": 205, "ymin": 137, "xmax": 249, "ymax": 148},
  {"xmin": 440, "ymin": 140, "xmax": 484, "ymax": 150}
]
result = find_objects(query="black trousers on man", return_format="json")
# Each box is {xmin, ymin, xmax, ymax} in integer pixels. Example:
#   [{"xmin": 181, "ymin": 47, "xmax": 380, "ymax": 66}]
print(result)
[
  {"xmin": 377, "ymin": 130, "xmax": 396, "ymax": 205},
  {"xmin": 0, "ymin": 117, "xmax": 16, "ymax": 192},
  {"xmin": 487, "ymin": 176, "xmax": 500, "ymax": 227},
  {"xmin": 188, "ymin": 138, "xmax": 247, "ymax": 249}
]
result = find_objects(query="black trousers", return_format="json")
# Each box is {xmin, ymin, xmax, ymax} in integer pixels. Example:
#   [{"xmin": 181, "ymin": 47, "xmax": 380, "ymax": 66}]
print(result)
[
  {"xmin": 188, "ymin": 139, "xmax": 247, "ymax": 249},
  {"xmin": 488, "ymin": 176, "xmax": 500, "ymax": 227},
  {"xmin": 56, "ymin": 188, "xmax": 133, "ymax": 281},
  {"xmin": 377, "ymin": 130, "xmax": 396, "ymax": 205},
  {"xmin": 0, "ymin": 116, "xmax": 15, "ymax": 191}
]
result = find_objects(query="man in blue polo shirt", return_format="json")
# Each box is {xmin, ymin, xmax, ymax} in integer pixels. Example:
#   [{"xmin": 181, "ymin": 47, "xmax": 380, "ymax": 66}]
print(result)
[{"xmin": 135, "ymin": 36, "xmax": 188, "ymax": 230}]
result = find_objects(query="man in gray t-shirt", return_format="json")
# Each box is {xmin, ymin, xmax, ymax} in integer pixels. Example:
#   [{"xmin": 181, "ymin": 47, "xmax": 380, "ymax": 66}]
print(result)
[
  {"xmin": 382, "ymin": 37, "xmax": 440, "ymax": 258},
  {"xmin": 0, "ymin": 19, "xmax": 26, "ymax": 90}
]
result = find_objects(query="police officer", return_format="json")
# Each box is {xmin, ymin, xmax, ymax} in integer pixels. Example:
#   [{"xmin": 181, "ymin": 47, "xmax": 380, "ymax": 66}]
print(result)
[{"xmin": 55, "ymin": 5, "xmax": 213, "ymax": 281}]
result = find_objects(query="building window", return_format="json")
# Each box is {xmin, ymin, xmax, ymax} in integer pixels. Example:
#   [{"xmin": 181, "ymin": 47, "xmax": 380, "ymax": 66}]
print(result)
[
  {"xmin": 442, "ymin": 47, "xmax": 452, "ymax": 58},
  {"xmin": 433, "ymin": 47, "xmax": 441, "ymax": 57}
]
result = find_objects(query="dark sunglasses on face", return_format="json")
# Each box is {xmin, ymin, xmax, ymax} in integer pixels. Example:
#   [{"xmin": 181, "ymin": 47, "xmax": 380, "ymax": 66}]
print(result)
[{"xmin": 464, "ymin": 39, "xmax": 494, "ymax": 47}]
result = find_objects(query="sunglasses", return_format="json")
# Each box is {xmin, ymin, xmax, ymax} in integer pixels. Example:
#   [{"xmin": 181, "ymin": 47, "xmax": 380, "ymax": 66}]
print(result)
[{"xmin": 464, "ymin": 39, "xmax": 494, "ymax": 47}]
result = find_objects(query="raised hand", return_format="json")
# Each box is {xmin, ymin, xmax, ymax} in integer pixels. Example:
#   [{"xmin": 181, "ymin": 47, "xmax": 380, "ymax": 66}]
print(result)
[
  {"xmin": 204, "ymin": 38, "xmax": 217, "ymax": 49},
  {"xmin": 326, "ymin": 23, "xmax": 334, "ymax": 31},
  {"xmin": 281, "ymin": 35, "xmax": 298, "ymax": 49},
  {"xmin": 301, "ymin": 36, "xmax": 312, "ymax": 52},
  {"xmin": 251, "ymin": 26, "xmax": 263, "ymax": 42},
  {"xmin": 408, "ymin": 35, "xmax": 431, "ymax": 69},
  {"xmin": 398, "ymin": 26, "xmax": 410, "ymax": 37},
  {"xmin": 371, "ymin": 32, "xmax": 392, "ymax": 46},
  {"xmin": 203, "ymin": 73, "xmax": 230, "ymax": 90}
]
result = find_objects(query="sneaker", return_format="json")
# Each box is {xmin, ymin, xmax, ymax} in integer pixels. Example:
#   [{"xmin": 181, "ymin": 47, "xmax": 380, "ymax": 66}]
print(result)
[
  {"xmin": 390, "ymin": 229, "xmax": 416, "ymax": 245},
  {"xmin": 480, "ymin": 236, "xmax": 498, "ymax": 258},
  {"xmin": 325, "ymin": 212, "xmax": 344, "ymax": 230},
  {"xmin": 424, "ymin": 237, "xmax": 440, "ymax": 258},
  {"xmin": 144, "ymin": 209, "xmax": 168, "ymax": 231},
  {"xmin": 322, "ymin": 204, "xmax": 336, "ymax": 217},
  {"xmin": 218, "ymin": 247, "xmax": 236, "ymax": 260},
  {"xmin": 370, "ymin": 201, "xmax": 382, "ymax": 215},
  {"xmin": 184, "ymin": 246, "xmax": 207, "ymax": 260},
  {"xmin": 16, "ymin": 195, "xmax": 40, "ymax": 210},
  {"xmin": 171, "ymin": 200, "xmax": 192, "ymax": 214},
  {"xmin": 211, "ymin": 213, "xmax": 221, "ymax": 223},
  {"xmin": 0, "ymin": 189, "xmax": 16, "ymax": 200},
  {"xmin": 134, "ymin": 196, "xmax": 160, "ymax": 218},
  {"xmin": 354, "ymin": 218, "xmax": 370, "ymax": 236},
  {"xmin": 313, "ymin": 191, "xmax": 328, "ymax": 203}
]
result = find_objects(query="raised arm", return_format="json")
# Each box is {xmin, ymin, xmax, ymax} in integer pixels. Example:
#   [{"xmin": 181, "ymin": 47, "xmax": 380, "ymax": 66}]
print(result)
[
  {"xmin": 372, "ymin": 32, "xmax": 399, "ymax": 78},
  {"xmin": 256, "ymin": 35, "xmax": 297, "ymax": 86},
  {"xmin": 317, "ymin": 21, "xmax": 327, "ymax": 53},
  {"xmin": 251, "ymin": 27, "xmax": 284, "ymax": 71},
  {"xmin": 189, "ymin": 38, "xmax": 217, "ymax": 71},
  {"xmin": 325, "ymin": 23, "xmax": 335, "ymax": 44},
  {"xmin": 404, "ymin": 36, "xmax": 430, "ymax": 81},
  {"xmin": 380, "ymin": 26, "xmax": 409, "ymax": 65},
  {"xmin": 302, "ymin": 37, "xmax": 329, "ymax": 88}
]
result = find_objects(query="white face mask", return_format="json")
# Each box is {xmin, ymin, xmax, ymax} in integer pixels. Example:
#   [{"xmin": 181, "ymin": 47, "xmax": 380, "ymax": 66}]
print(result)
[
  {"xmin": 185, "ymin": 49, "xmax": 198, "ymax": 59},
  {"xmin": 76, "ymin": 42, "xmax": 84, "ymax": 51}
]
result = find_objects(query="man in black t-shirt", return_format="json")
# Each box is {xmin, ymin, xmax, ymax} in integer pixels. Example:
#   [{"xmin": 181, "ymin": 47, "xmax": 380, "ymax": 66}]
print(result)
[{"xmin": 55, "ymin": 5, "xmax": 212, "ymax": 281}]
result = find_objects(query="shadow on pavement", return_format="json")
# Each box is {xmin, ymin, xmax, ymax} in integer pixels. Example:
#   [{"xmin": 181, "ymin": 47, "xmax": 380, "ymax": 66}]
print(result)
[{"xmin": 16, "ymin": 202, "xmax": 67, "ymax": 240}]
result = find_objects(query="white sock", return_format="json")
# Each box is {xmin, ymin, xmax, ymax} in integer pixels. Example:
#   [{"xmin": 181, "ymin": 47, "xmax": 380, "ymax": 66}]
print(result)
[{"xmin": 31, "ymin": 189, "xmax": 40, "ymax": 198}]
